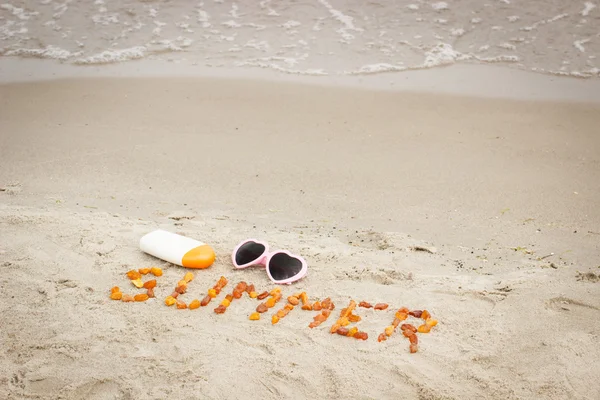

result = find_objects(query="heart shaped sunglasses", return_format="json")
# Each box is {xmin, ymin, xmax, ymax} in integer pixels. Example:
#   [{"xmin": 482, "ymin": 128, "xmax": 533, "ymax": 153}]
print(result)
[{"xmin": 231, "ymin": 239, "xmax": 308, "ymax": 284}]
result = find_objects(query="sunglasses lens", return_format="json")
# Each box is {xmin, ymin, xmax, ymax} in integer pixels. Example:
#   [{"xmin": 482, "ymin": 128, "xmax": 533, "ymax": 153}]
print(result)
[
  {"xmin": 267, "ymin": 253, "xmax": 303, "ymax": 281},
  {"xmin": 235, "ymin": 241, "xmax": 266, "ymax": 266}
]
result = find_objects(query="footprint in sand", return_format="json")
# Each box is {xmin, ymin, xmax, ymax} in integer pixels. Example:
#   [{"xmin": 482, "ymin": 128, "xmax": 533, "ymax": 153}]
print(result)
[
  {"xmin": 546, "ymin": 296, "xmax": 599, "ymax": 316},
  {"xmin": 0, "ymin": 182, "xmax": 22, "ymax": 195},
  {"xmin": 65, "ymin": 379, "xmax": 128, "ymax": 400},
  {"xmin": 343, "ymin": 230, "xmax": 396, "ymax": 251},
  {"xmin": 335, "ymin": 267, "xmax": 412, "ymax": 285},
  {"xmin": 433, "ymin": 289, "xmax": 498, "ymax": 310}
]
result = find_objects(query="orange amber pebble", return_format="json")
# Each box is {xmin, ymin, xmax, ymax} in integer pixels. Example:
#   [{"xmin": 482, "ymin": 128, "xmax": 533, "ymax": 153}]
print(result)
[
  {"xmin": 401, "ymin": 324, "xmax": 417, "ymax": 333},
  {"xmin": 426, "ymin": 319, "xmax": 438, "ymax": 327},
  {"xmin": 175, "ymin": 285, "xmax": 187, "ymax": 295},
  {"xmin": 417, "ymin": 324, "xmax": 431, "ymax": 333},
  {"xmin": 270, "ymin": 287, "xmax": 281, "ymax": 296},
  {"xmin": 378, "ymin": 333, "xmax": 387, "ymax": 342},
  {"xmin": 336, "ymin": 327, "xmax": 349, "ymax": 336},
  {"xmin": 321, "ymin": 309, "xmax": 331, "ymax": 318},
  {"xmin": 214, "ymin": 305, "xmax": 226, "ymax": 314},
  {"xmin": 395, "ymin": 312, "xmax": 408, "ymax": 321},
  {"xmin": 143, "ymin": 279, "xmax": 157, "ymax": 289},
  {"xmin": 321, "ymin": 298, "xmax": 331, "ymax": 310},
  {"xmin": 122, "ymin": 294, "xmax": 134, "ymax": 302},
  {"xmin": 165, "ymin": 296, "xmax": 176, "ymax": 306},
  {"xmin": 276, "ymin": 309, "xmax": 286, "ymax": 318},
  {"xmin": 342, "ymin": 300, "xmax": 357, "ymax": 317},
  {"xmin": 214, "ymin": 287, "xmax": 221, "ymax": 295},
  {"xmin": 398, "ymin": 307, "xmax": 410, "ymax": 314},
  {"xmin": 131, "ymin": 278, "xmax": 143, "ymax": 288},
  {"xmin": 177, "ymin": 280, "xmax": 187, "ymax": 288},
  {"xmin": 200, "ymin": 295, "xmax": 211, "ymax": 306},
  {"xmin": 265, "ymin": 297, "xmax": 276, "ymax": 308},
  {"xmin": 246, "ymin": 284, "xmax": 255, "ymax": 294},
  {"xmin": 358, "ymin": 301, "xmax": 373, "ymax": 308},
  {"xmin": 176, "ymin": 299, "xmax": 187, "ymax": 309},
  {"xmin": 139, "ymin": 268, "xmax": 151, "ymax": 275},
  {"xmin": 409, "ymin": 310, "xmax": 422, "ymax": 318},
  {"xmin": 409, "ymin": 343, "xmax": 418, "ymax": 353},
  {"xmin": 354, "ymin": 332, "xmax": 368, "ymax": 340},
  {"xmin": 221, "ymin": 299, "xmax": 231, "ymax": 308},
  {"xmin": 110, "ymin": 286, "xmax": 120, "ymax": 294},
  {"xmin": 402, "ymin": 330, "xmax": 413, "ymax": 338},
  {"xmin": 347, "ymin": 327, "xmax": 358, "ymax": 337},
  {"xmin": 208, "ymin": 289, "xmax": 217, "ymax": 298},
  {"xmin": 281, "ymin": 308, "xmax": 291, "ymax": 317},
  {"xmin": 374, "ymin": 303, "xmax": 389, "ymax": 310},
  {"xmin": 312, "ymin": 301, "xmax": 322, "ymax": 311},
  {"xmin": 134, "ymin": 293, "xmax": 149, "ymax": 302},
  {"xmin": 216, "ymin": 276, "xmax": 228, "ymax": 288},
  {"xmin": 249, "ymin": 291, "xmax": 258, "ymax": 299},
  {"xmin": 189, "ymin": 299, "xmax": 200, "ymax": 310},
  {"xmin": 147, "ymin": 288, "xmax": 155, "ymax": 298},
  {"xmin": 171, "ymin": 291, "xmax": 179, "ymax": 299},
  {"xmin": 257, "ymin": 291, "xmax": 269, "ymax": 300},
  {"xmin": 284, "ymin": 304, "xmax": 294, "ymax": 311},
  {"xmin": 301, "ymin": 304, "xmax": 313, "ymax": 311},
  {"xmin": 308, "ymin": 321, "xmax": 320, "ymax": 329},
  {"xmin": 287, "ymin": 296, "xmax": 300, "ymax": 305},
  {"xmin": 421, "ymin": 310, "xmax": 431, "ymax": 320},
  {"xmin": 299, "ymin": 292, "xmax": 309, "ymax": 305},
  {"xmin": 339, "ymin": 317, "xmax": 350, "ymax": 327},
  {"xmin": 126, "ymin": 270, "xmax": 141, "ymax": 280},
  {"xmin": 183, "ymin": 272, "xmax": 194, "ymax": 283},
  {"xmin": 392, "ymin": 318, "xmax": 401, "ymax": 327},
  {"xmin": 409, "ymin": 334, "xmax": 418, "ymax": 344},
  {"xmin": 271, "ymin": 315, "xmax": 280, "ymax": 324},
  {"xmin": 233, "ymin": 290, "xmax": 243, "ymax": 299},
  {"xmin": 314, "ymin": 314, "xmax": 327, "ymax": 323},
  {"xmin": 150, "ymin": 267, "xmax": 163, "ymax": 277},
  {"xmin": 236, "ymin": 282, "xmax": 248, "ymax": 292},
  {"xmin": 256, "ymin": 304, "xmax": 269, "ymax": 313},
  {"xmin": 110, "ymin": 292, "xmax": 122, "ymax": 300},
  {"xmin": 249, "ymin": 312, "xmax": 260, "ymax": 320},
  {"xmin": 385, "ymin": 326, "xmax": 395, "ymax": 336},
  {"xmin": 348, "ymin": 314, "xmax": 361, "ymax": 323},
  {"xmin": 225, "ymin": 294, "xmax": 234, "ymax": 302},
  {"xmin": 330, "ymin": 323, "xmax": 341, "ymax": 334}
]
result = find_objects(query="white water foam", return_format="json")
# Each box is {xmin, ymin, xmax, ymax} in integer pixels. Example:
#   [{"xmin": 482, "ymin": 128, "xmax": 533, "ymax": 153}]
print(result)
[
  {"xmin": 431, "ymin": 2, "xmax": 449, "ymax": 11},
  {"xmin": 0, "ymin": 1, "xmax": 597, "ymax": 79},
  {"xmin": 581, "ymin": 2, "xmax": 596, "ymax": 16},
  {"xmin": 318, "ymin": 0, "xmax": 363, "ymax": 42},
  {"xmin": 73, "ymin": 46, "xmax": 146, "ymax": 64},
  {"xmin": 3, "ymin": 45, "xmax": 78, "ymax": 60}
]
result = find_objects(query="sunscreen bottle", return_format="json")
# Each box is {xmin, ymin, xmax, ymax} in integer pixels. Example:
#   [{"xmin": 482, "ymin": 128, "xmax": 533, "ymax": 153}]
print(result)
[{"xmin": 140, "ymin": 229, "xmax": 215, "ymax": 269}]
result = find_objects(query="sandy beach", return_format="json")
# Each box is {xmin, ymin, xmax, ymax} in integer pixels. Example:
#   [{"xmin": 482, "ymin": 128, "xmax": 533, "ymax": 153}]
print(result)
[
  {"xmin": 1, "ymin": 74, "xmax": 599, "ymax": 399},
  {"xmin": 1, "ymin": 0, "xmax": 600, "ymax": 398}
]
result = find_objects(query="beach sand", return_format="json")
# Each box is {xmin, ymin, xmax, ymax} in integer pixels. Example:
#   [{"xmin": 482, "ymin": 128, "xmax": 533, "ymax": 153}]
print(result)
[{"xmin": 1, "ymin": 76, "xmax": 600, "ymax": 399}]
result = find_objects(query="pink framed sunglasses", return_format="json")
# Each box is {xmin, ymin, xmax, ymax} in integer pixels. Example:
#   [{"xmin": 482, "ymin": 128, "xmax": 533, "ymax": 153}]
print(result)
[{"xmin": 231, "ymin": 239, "xmax": 308, "ymax": 284}]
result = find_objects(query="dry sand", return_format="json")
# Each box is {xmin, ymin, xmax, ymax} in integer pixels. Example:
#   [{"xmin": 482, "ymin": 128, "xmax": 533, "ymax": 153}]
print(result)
[{"xmin": 1, "ymin": 77, "xmax": 600, "ymax": 400}]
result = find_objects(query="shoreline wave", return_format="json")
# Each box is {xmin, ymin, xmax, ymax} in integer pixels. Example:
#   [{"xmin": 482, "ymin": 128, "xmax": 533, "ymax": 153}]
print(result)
[{"xmin": 1, "ymin": 0, "xmax": 598, "ymax": 79}]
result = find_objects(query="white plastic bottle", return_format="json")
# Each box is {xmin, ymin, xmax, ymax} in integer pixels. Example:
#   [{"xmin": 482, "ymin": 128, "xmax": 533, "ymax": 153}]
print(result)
[{"xmin": 140, "ymin": 229, "xmax": 215, "ymax": 269}]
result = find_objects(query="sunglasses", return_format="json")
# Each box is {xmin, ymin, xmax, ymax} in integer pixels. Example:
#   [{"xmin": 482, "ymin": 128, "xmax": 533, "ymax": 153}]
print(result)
[{"xmin": 231, "ymin": 239, "xmax": 308, "ymax": 284}]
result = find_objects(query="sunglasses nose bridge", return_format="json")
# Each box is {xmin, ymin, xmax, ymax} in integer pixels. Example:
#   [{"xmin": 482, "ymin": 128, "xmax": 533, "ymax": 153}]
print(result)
[{"xmin": 255, "ymin": 253, "xmax": 268, "ymax": 267}]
